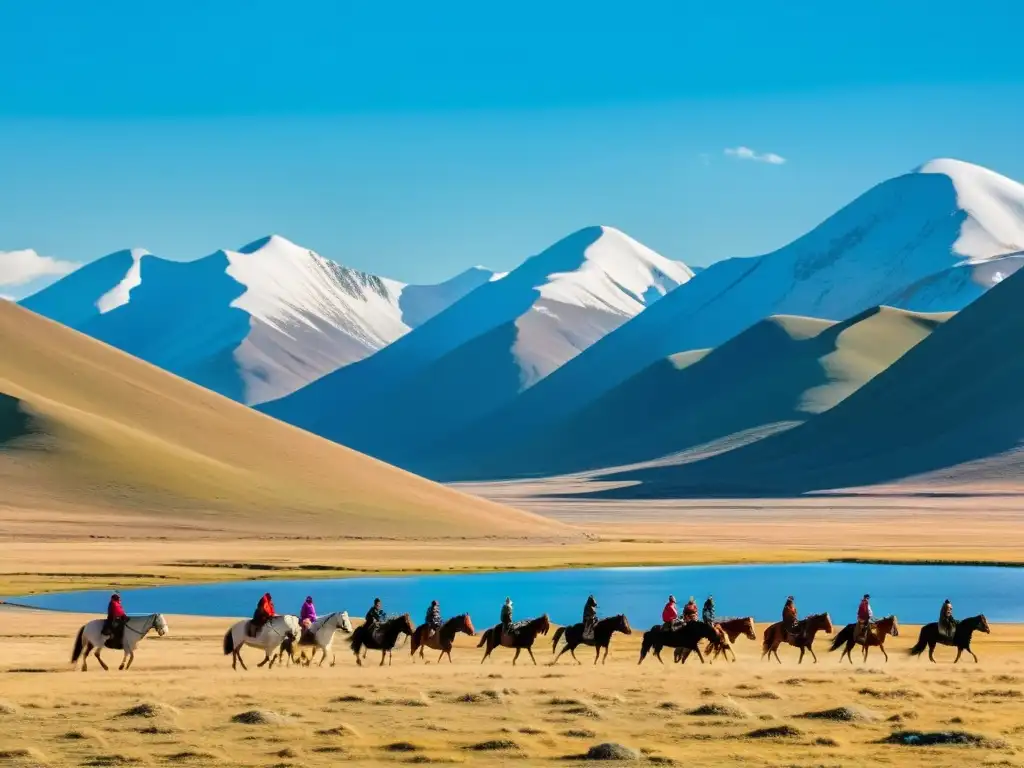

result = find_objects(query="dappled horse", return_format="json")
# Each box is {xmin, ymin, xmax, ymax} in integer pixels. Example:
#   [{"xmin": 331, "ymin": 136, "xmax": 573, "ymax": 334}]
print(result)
[
  {"xmin": 639, "ymin": 621, "xmax": 723, "ymax": 665},
  {"xmin": 551, "ymin": 614, "xmax": 632, "ymax": 665},
  {"xmin": 909, "ymin": 614, "xmax": 990, "ymax": 663},
  {"xmin": 829, "ymin": 615, "xmax": 900, "ymax": 663},
  {"xmin": 762, "ymin": 612, "xmax": 833, "ymax": 664},
  {"xmin": 71, "ymin": 613, "xmax": 169, "ymax": 671},
  {"xmin": 478, "ymin": 615, "xmax": 551, "ymax": 665},
  {"xmin": 350, "ymin": 614, "xmax": 415, "ymax": 666},
  {"xmin": 287, "ymin": 611, "xmax": 354, "ymax": 667},
  {"xmin": 410, "ymin": 614, "xmax": 476, "ymax": 663},
  {"xmin": 223, "ymin": 614, "xmax": 299, "ymax": 670}
]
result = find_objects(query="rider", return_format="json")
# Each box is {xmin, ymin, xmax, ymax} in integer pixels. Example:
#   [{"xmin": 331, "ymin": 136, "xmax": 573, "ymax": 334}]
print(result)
[
  {"xmin": 661, "ymin": 595, "xmax": 678, "ymax": 629},
  {"xmin": 855, "ymin": 593, "xmax": 873, "ymax": 642},
  {"xmin": 501, "ymin": 597, "xmax": 514, "ymax": 636},
  {"xmin": 300, "ymin": 596, "xmax": 317, "ymax": 636},
  {"xmin": 102, "ymin": 592, "xmax": 127, "ymax": 644},
  {"xmin": 939, "ymin": 598, "xmax": 955, "ymax": 638},
  {"xmin": 365, "ymin": 598, "xmax": 387, "ymax": 637},
  {"xmin": 582, "ymin": 595, "xmax": 598, "ymax": 640},
  {"xmin": 250, "ymin": 592, "xmax": 274, "ymax": 636},
  {"xmin": 782, "ymin": 595, "xmax": 798, "ymax": 636},
  {"xmin": 682, "ymin": 596, "xmax": 699, "ymax": 623},
  {"xmin": 702, "ymin": 595, "xmax": 715, "ymax": 624},
  {"xmin": 425, "ymin": 600, "xmax": 442, "ymax": 639}
]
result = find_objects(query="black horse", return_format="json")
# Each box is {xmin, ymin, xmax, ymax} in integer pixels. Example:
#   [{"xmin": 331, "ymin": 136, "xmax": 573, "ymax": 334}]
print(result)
[
  {"xmin": 550, "ymin": 614, "xmax": 632, "ymax": 665},
  {"xmin": 639, "ymin": 621, "xmax": 723, "ymax": 665},
  {"xmin": 909, "ymin": 614, "xmax": 990, "ymax": 663},
  {"xmin": 349, "ymin": 614, "xmax": 415, "ymax": 667},
  {"xmin": 478, "ymin": 615, "xmax": 551, "ymax": 665}
]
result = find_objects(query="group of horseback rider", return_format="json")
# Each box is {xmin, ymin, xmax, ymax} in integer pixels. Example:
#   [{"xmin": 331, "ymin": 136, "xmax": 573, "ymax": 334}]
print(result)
[{"xmin": 103, "ymin": 589, "xmax": 961, "ymax": 646}]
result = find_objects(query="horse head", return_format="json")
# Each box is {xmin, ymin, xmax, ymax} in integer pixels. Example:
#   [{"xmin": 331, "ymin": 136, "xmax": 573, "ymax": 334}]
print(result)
[
  {"xmin": 618, "ymin": 614, "xmax": 632, "ymax": 635},
  {"xmin": 401, "ymin": 613, "xmax": 415, "ymax": 635},
  {"xmin": 819, "ymin": 612, "xmax": 834, "ymax": 634},
  {"xmin": 978, "ymin": 614, "xmax": 991, "ymax": 634},
  {"xmin": 338, "ymin": 611, "xmax": 353, "ymax": 634},
  {"xmin": 461, "ymin": 614, "xmax": 476, "ymax": 636},
  {"xmin": 742, "ymin": 617, "xmax": 757, "ymax": 640},
  {"xmin": 153, "ymin": 614, "xmax": 169, "ymax": 637},
  {"xmin": 886, "ymin": 615, "xmax": 899, "ymax": 637},
  {"xmin": 536, "ymin": 614, "xmax": 551, "ymax": 635}
]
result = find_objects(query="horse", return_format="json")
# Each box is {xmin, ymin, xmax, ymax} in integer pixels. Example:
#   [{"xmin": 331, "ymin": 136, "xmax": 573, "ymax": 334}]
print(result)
[
  {"xmin": 909, "ymin": 614, "xmax": 990, "ymax": 663},
  {"xmin": 71, "ymin": 614, "xmax": 169, "ymax": 671},
  {"xmin": 551, "ymin": 614, "xmax": 632, "ymax": 665},
  {"xmin": 478, "ymin": 615, "xmax": 551, "ymax": 665},
  {"xmin": 222, "ymin": 614, "xmax": 300, "ymax": 670},
  {"xmin": 349, "ymin": 614, "xmax": 415, "ymax": 666},
  {"xmin": 287, "ymin": 611, "xmax": 354, "ymax": 667},
  {"xmin": 828, "ymin": 615, "xmax": 899, "ymax": 663},
  {"xmin": 410, "ymin": 614, "xmax": 476, "ymax": 663},
  {"xmin": 639, "ymin": 621, "xmax": 723, "ymax": 665},
  {"xmin": 761, "ymin": 612, "xmax": 833, "ymax": 664},
  {"xmin": 676, "ymin": 616, "xmax": 757, "ymax": 663}
]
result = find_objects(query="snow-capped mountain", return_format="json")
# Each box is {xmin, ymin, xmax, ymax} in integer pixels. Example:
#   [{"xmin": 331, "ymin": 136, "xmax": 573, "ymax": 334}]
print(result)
[
  {"xmin": 20, "ymin": 235, "xmax": 497, "ymax": 404},
  {"xmin": 423, "ymin": 158, "xmax": 1024, "ymax": 473},
  {"xmin": 262, "ymin": 225, "xmax": 693, "ymax": 461}
]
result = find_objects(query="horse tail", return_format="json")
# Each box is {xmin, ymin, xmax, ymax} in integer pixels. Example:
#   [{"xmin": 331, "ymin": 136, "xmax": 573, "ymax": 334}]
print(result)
[
  {"xmin": 71, "ymin": 625, "xmax": 85, "ymax": 664},
  {"xmin": 761, "ymin": 625, "xmax": 773, "ymax": 654},
  {"xmin": 551, "ymin": 626, "xmax": 566, "ymax": 653},
  {"xmin": 222, "ymin": 628, "xmax": 233, "ymax": 655},
  {"xmin": 349, "ymin": 627, "xmax": 364, "ymax": 655},
  {"xmin": 638, "ymin": 630, "xmax": 654, "ymax": 664},
  {"xmin": 908, "ymin": 626, "xmax": 929, "ymax": 657},
  {"xmin": 477, "ymin": 628, "xmax": 490, "ymax": 648},
  {"xmin": 829, "ymin": 624, "xmax": 853, "ymax": 652},
  {"xmin": 410, "ymin": 627, "xmax": 420, "ymax": 655}
]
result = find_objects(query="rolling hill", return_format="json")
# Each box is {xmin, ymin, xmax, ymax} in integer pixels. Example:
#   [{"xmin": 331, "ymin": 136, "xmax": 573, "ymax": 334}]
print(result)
[
  {"xmin": 425, "ymin": 159, "xmax": 1024, "ymax": 469},
  {"xmin": 0, "ymin": 301, "xmax": 564, "ymax": 538},
  {"xmin": 595, "ymin": 257, "xmax": 1024, "ymax": 497},
  {"xmin": 262, "ymin": 225, "xmax": 693, "ymax": 463},
  {"xmin": 422, "ymin": 306, "xmax": 949, "ymax": 480},
  {"xmin": 20, "ymin": 236, "xmax": 497, "ymax": 405}
]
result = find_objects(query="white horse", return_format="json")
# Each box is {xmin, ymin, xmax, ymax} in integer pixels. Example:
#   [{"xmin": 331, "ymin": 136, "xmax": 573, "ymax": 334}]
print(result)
[
  {"xmin": 289, "ymin": 611, "xmax": 353, "ymax": 667},
  {"xmin": 71, "ymin": 614, "xmax": 169, "ymax": 671},
  {"xmin": 223, "ymin": 614, "xmax": 300, "ymax": 670}
]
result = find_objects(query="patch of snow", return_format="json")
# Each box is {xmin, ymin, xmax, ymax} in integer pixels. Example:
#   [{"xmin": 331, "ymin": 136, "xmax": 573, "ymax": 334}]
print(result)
[
  {"xmin": 917, "ymin": 158, "xmax": 1024, "ymax": 260},
  {"xmin": 95, "ymin": 248, "xmax": 149, "ymax": 313}
]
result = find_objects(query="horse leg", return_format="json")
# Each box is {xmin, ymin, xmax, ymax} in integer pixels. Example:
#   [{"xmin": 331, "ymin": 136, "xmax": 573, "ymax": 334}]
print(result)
[
  {"xmin": 693, "ymin": 646, "xmax": 706, "ymax": 664},
  {"xmin": 808, "ymin": 645, "xmax": 818, "ymax": 663},
  {"xmin": 118, "ymin": 649, "xmax": 129, "ymax": 671},
  {"xmin": 125, "ymin": 649, "xmax": 136, "ymax": 670},
  {"xmin": 594, "ymin": 646, "xmax": 601, "ymax": 665},
  {"xmin": 437, "ymin": 650, "xmax": 445, "ymax": 663},
  {"xmin": 602, "ymin": 647, "xmax": 610, "ymax": 664},
  {"xmin": 879, "ymin": 644, "xmax": 888, "ymax": 662},
  {"xmin": 797, "ymin": 646, "xmax": 806, "ymax": 664},
  {"xmin": 446, "ymin": 649, "xmax": 454, "ymax": 664},
  {"xmin": 954, "ymin": 648, "xmax": 963, "ymax": 664},
  {"xmin": 527, "ymin": 647, "xmax": 537, "ymax": 665},
  {"xmin": 968, "ymin": 647, "xmax": 978, "ymax": 663},
  {"xmin": 319, "ymin": 647, "xmax": 328, "ymax": 667},
  {"xmin": 380, "ymin": 650, "xmax": 386, "ymax": 667},
  {"xmin": 95, "ymin": 648, "xmax": 109, "ymax": 671},
  {"xmin": 928, "ymin": 642, "xmax": 936, "ymax": 663},
  {"xmin": 569, "ymin": 647, "xmax": 581, "ymax": 665},
  {"xmin": 258, "ymin": 651, "xmax": 271, "ymax": 668},
  {"xmin": 553, "ymin": 646, "xmax": 569, "ymax": 665},
  {"xmin": 512, "ymin": 648, "xmax": 521, "ymax": 666}
]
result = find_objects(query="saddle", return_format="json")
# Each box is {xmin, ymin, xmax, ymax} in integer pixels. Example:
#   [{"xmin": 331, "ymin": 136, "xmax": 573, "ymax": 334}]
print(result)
[
  {"xmin": 938, "ymin": 618, "xmax": 957, "ymax": 639},
  {"xmin": 102, "ymin": 622, "xmax": 126, "ymax": 649},
  {"xmin": 502, "ymin": 620, "xmax": 528, "ymax": 640},
  {"xmin": 299, "ymin": 629, "xmax": 317, "ymax": 645},
  {"xmin": 582, "ymin": 620, "xmax": 596, "ymax": 640}
]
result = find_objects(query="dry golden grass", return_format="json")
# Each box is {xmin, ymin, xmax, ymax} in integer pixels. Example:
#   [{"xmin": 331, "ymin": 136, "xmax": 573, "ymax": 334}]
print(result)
[
  {"xmin": 1, "ymin": 609, "xmax": 1023, "ymax": 767},
  {"xmin": 0, "ymin": 301, "xmax": 564, "ymax": 539}
]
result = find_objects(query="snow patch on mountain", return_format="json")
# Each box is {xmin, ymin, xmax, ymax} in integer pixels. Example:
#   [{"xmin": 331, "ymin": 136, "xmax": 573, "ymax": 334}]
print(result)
[{"xmin": 95, "ymin": 248, "xmax": 149, "ymax": 313}]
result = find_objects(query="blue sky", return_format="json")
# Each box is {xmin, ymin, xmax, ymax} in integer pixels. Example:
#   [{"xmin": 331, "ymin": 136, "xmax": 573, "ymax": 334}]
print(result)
[{"xmin": 2, "ymin": 0, "xmax": 1023, "ymax": 298}]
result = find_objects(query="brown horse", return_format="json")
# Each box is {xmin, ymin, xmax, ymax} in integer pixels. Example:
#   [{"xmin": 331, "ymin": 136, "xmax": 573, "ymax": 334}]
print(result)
[
  {"xmin": 683, "ymin": 616, "xmax": 757, "ymax": 663},
  {"xmin": 410, "ymin": 614, "xmax": 475, "ymax": 663},
  {"xmin": 761, "ymin": 612, "xmax": 833, "ymax": 663},
  {"xmin": 477, "ymin": 615, "xmax": 551, "ymax": 665},
  {"xmin": 828, "ymin": 615, "xmax": 899, "ymax": 663}
]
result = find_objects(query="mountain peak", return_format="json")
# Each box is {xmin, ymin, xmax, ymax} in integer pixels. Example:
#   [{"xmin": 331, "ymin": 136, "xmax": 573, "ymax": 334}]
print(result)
[
  {"xmin": 236, "ymin": 234, "xmax": 301, "ymax": 255},
  {"xmin": 914, "ymin": 158, "xmax": 1024, "ymax": 261}
]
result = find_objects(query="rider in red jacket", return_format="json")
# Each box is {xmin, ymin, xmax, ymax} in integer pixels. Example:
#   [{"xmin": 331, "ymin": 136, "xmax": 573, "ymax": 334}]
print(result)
[
  {"xmin": 103, "ymin": 593, "xmax": 127, "ymax": 641},
  {"xmin": 250, "ymin": 593, "xmax": 275, "ymax": 635},
  {"xmin": 856, "ymin": 594, "xmax": 873, "ymax": 641},
  {"xmin": 661, "ymin": 595, "xmax": 678, "ymax": 628}
]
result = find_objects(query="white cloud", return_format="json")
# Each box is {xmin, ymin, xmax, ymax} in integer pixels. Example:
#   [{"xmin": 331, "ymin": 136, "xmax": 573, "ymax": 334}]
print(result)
[
  {"xmin": 0, "ymin": 249, "xmax": 79, "ymax": 288},
  {"xmin": 724, "ymin": 146, "xmax": 786, "ymax": 165}
]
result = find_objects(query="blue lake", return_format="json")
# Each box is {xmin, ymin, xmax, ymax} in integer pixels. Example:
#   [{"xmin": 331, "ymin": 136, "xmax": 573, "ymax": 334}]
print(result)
[{"xmin": 11, "ymin": 562, "xmax": 1024, "ymax": 626}]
